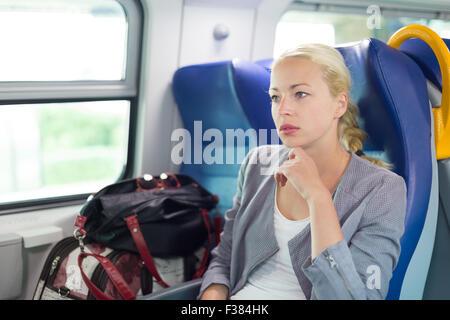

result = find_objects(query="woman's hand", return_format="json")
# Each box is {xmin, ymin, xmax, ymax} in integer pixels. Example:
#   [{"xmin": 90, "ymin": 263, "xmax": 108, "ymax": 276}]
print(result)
[
  {"xmin": 274, "ymin": 147, "xmax": 327, "ymax": 201},
  {"xmin": 200, "ymin": 283, "xmax": 229, "ymax": 300},
  {"xmin": 275, "ymin": 147, "xmax": 344, "ymax": 258}
]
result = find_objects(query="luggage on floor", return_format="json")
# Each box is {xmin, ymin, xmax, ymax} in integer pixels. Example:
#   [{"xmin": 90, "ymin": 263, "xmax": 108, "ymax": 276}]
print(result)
[
  {"xmin": 34, "ymin": 172, "xmax": 220, "ymax": 300},
  {"xmin": 33, "ymin": 237, "xmax": 206, "ymax": 300}
]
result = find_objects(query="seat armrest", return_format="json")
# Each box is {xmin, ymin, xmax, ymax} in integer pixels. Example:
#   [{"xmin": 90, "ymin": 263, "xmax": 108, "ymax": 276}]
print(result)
[{"xmin": 139, "ymin": 278, "xmax": 202, "ymax": 300}]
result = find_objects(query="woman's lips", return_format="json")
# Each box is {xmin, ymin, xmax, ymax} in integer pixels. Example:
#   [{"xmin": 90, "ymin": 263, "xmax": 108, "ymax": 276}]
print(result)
[{"xmin": 279, "ymin": 124, "xmax": 299, "ymax": 135}]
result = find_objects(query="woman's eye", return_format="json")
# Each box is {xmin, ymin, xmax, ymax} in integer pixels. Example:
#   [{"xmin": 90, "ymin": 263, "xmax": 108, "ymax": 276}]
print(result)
[
  {"xmin": 295, "ymin": 91, "xmax": 308, "ymax": 98},
  {"xmin": 270, "ymin": 95, "xmax": 280, "ymax": 103}
]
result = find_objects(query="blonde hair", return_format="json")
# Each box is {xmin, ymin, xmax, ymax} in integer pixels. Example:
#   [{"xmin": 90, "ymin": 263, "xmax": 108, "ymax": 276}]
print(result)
[{"xmin": 274, "ymin": 43, "xmax": 391, "ymax": 169}]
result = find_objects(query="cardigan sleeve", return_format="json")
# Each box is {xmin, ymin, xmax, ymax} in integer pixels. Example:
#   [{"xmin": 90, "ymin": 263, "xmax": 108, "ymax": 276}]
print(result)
[
  {"xmin": 302, "ymin": 173, "xmax": 407, "ymax": 300},
  {"xmin": 196, "ymin": 149, "xmax": 253, "ymax": 299}
]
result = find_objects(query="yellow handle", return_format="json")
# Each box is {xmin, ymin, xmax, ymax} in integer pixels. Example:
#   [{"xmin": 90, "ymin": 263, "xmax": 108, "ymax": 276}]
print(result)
[{"xmin": 388, "ymin": 24, "xmax": 450, "ymax": 159}]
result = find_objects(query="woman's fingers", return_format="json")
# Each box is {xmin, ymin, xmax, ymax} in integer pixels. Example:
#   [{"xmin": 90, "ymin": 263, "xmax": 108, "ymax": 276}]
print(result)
[
  {"xmin": 288, "ymin": 146, "xmax": 306, "ymax": 160},
  {"xmin": 274, "ymin": 170, "xmax": 288, "ymax": 187},
  {"xmin": 280, "ymin": 174, "xmax": 287, "ymax": 187},
  {"xmin": 288, "ymin": 149, "xmax": 296, "ymax": 160},
  {"xmin": 275, "ymin": 148, "xmax": 305, "ymax": 187},
  {"xmin": 274, "ymin": 171, "xmax": 281, "ymax": 184}
]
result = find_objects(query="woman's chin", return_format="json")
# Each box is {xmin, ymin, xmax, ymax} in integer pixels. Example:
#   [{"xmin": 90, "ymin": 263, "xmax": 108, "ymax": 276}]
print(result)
[
  {"xmin": 280, "ymin": 138, "xmax": 312, "ymax": 150},
  {"xmin": 281, "ymin": 141, "xmax": 303, "ymax": 149}
]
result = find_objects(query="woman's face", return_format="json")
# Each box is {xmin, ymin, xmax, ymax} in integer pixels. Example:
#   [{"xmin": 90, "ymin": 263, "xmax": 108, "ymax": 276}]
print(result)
[{"xmin": 269, "ymin": 57, "xmax": 347, "ymax": 150}]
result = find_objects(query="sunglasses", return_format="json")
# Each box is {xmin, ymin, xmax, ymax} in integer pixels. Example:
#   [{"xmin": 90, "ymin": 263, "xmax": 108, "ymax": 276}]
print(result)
[{"xmin": 136, "ymin": 172, "xmax": 181, "ymax": 192}]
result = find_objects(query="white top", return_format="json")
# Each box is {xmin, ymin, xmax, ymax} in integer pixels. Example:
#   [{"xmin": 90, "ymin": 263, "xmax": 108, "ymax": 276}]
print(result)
[{"xmin": 229, "ymin": 186, "xmax": 310, "ymax": 300}]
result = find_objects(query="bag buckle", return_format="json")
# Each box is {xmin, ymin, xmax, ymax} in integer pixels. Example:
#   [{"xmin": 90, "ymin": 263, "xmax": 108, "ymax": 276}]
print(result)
[
  {"xmin": 73, "ymin": 215, "xmax": 88, "ymax": 252},
  {"xmin": 124, "ymin": 214, "xmax": 139, "ymax": 233},
  {"xmin": 73, "ymin": 229, "xmax": 86, "ymax": 252}
]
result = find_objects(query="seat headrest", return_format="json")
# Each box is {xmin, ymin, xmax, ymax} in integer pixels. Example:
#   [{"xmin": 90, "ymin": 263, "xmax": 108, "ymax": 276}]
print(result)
[
  {"xmin": 231, "ymin": 59, "xmax": 276, "ymax": 139},
  {"xmin": 398, "ymin": 37, "xmax": 450, "ymax": 91}
]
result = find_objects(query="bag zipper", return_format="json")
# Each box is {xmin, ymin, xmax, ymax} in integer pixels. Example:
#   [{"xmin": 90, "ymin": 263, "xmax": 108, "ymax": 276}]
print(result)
[
  {"xmin": 324, "ymin": 252, "xmax": 356, "ymax": 299},
  {"xmin": 37, "ymin": 238, "xmax": 75, "ymax": 280},
  {"xmin": 47, "ymin": 238, "xmax": 84, "ymax": 284},
  {"xmin": 33, "ymin": 237, "xmax": 78, "ymax": 299},
  {"xmin": 33, "ymin": 237, "xmax": 83, "ymax": 300}
]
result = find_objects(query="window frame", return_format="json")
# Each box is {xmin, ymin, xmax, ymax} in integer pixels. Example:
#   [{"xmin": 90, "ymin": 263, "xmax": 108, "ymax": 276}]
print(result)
[
  {"xmin": 288, "ymin": 1, "xmax": 450, "ymax": 21},
  {"xmin": 275, "ymin": 2, "xmax": 450, "ymax": 56},
  {"xmin": 284, "ymin": 0, "xmax": 450, "ymax": 21},
  {"xmin": 0, "ymin": 0, "xmax": 143, "ymax": 214}
]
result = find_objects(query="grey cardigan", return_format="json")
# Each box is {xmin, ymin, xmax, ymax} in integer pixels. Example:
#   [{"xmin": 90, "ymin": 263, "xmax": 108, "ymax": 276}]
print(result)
[{"xmin": 198, "ymin": 144, "xmax": 407, "ymax": 300}]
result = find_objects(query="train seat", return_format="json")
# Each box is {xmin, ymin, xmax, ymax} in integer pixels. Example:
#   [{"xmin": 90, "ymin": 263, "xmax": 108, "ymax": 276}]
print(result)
[
  {"xmin": 171, "ymin": 59, "xmax": 277, "ymax": 217},
  {"xmin": 399, "ymin": 37, "xmax": 450, "ymax": 92},
  {"xmin": 399, "ymin": 37, "xmax": 450, "ymax": 299},
  {"xmin": 336, "ymin": 39, "xmax": 433, "ymax": 300},
  {"xmin": 144, "ymin": 38, "xmax": 433, "ymax": 300}
]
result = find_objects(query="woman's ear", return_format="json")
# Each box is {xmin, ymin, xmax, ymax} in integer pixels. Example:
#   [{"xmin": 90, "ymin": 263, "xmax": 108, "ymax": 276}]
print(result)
[{"xmin": 334, "ymin": 92, "xmax": 348, "ymax": 119}]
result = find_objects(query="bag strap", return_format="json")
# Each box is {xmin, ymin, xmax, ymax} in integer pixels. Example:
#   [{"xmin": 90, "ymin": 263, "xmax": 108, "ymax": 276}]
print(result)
[
  {"xmin": 124, "ymin": 208, "xmax": 213, "ymax": 287},
  {"xmin": 77, "ymin": 252, "xmax": 136, "ymax": 300},
  {"xmin": 213, "ymin": 215, "xmax": 223, "ymax": 246},
  {"xmin": 125, "ymin": 215, "xmax": 170, "ymax": 288},
  {"xmin": 192, "ymin": 208, "xmax": 212, "ymax": 279}
]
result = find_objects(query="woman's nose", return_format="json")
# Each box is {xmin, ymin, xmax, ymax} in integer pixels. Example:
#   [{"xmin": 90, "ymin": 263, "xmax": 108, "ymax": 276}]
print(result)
[{"xmin": 278, "ymin": 96, "xmax": 294, "ymax": 115}]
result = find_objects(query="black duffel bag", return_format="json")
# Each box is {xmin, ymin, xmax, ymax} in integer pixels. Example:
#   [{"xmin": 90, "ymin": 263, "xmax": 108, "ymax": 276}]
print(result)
[{"xmin": 73, "ymin": 172, "xmax": 219, "ymax": 296}]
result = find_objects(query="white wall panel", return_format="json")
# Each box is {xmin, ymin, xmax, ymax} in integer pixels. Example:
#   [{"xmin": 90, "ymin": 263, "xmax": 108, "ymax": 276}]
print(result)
[
  {"xmin": 251, "ymin": 0, "xmax": 292, "ymax": 61},
  {"xmin": 179, "ymin": 5, "xmax": 255, "ymax": 67},
  {"xmin": 136, "ymin": 0, "xmax": 184, "ymax": 177}
]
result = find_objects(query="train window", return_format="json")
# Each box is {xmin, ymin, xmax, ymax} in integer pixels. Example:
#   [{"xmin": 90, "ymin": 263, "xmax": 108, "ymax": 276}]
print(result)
[
  {"xmin": 0, "ymin": 101, "xmax": 129, "ymax": 204},
  {"xmin": 0, "ymin": 0, "xmax": 142, "ymax": 210},
  {"xmin": 274, "ymin": 2, "xmax": 450, "ymax": 57},
  {"xmin": 0, "ymin": 0, "xmax": 127, "ymax": 81}
]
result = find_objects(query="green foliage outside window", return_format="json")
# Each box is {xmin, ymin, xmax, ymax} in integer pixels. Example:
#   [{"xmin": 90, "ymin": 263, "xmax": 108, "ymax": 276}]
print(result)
[{"xmin": 37, "ymin": 104, "xmax": 127, "ymax": 186}]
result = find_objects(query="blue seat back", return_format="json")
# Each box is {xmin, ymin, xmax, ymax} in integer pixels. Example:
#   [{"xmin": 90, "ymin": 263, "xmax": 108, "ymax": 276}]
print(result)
[
  {"xmin": 172, "ymin": 60, "xmax": 276, "ymax": 215},
  {"xmin": 398, "ymin": 37, "xmax": 450, "ymax": 299},
  {"xmin": 336, "ymin": 39, "xmax": 432, "ymax": 299}
]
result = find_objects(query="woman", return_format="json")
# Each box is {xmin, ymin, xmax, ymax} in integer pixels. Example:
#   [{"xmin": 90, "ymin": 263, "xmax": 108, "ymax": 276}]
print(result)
[{"xmin": 199, "ymin": 43, "xmax": 407, "ymax": 300}]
